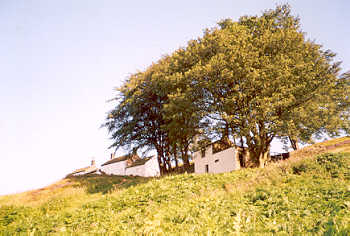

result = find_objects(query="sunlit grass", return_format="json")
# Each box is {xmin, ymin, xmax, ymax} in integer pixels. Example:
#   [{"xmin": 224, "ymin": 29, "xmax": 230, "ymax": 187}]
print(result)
[
  {"xmin": 318, "ymin": 136, "xmax": 350, "ymax": 147},
  {"xmin": 1, "ymin": 139, "xmax": 350, "ymax": 234}
]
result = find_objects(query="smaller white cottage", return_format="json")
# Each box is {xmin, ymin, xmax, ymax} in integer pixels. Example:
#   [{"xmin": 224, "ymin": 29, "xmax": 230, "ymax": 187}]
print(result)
[
  {"xmin": 125, "ymin": 156, "xmax": 160, "ymax": 177},
  {"xmin": 193, "ymin": 141, "xmax": 247, "ymax": 174},
  {"xmin": 69, "ymin": 160, "xmax": 99, "ymax": 177},
  {"xmin": 100, "ymin": 153, "xmax": 139, "ymax": 175},
  {"xmin": 100, "ymin": 152, "xmax": 160, "ymax": 177}
]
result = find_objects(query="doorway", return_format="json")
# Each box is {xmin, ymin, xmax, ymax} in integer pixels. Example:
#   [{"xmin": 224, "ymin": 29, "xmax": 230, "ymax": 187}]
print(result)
[
  {"xmin": 205, "ymin": 164, "xmax": 209, "ymax": 173},
  {"xmin": 239, "ymin": 152, "xmax": 245, "ymax": 168}
]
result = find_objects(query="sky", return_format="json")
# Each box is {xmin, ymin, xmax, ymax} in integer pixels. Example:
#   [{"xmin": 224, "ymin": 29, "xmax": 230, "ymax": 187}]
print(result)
[{"xmin": 0, "ymin": 0, "xmax": 349, "ymax": 195}]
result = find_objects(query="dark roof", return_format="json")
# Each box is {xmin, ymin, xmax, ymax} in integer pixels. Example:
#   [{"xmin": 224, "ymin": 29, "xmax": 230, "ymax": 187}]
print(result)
[
  {"xmin": 101, "ymin": 154, "xmax": 130, "ymax": 166},
  {"xmin": 126, "ymin": 156, "xmax": 153, "ymax": 168}
]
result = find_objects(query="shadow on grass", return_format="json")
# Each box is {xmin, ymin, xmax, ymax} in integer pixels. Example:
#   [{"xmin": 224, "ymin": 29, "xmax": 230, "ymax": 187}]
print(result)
[
  {"xmin": 66, "ymin": 174, "xmax": 153, "ymax": 194},
  {"xmin": 65, "ymin": 164, "xmax": 195, "ymax": 195}
]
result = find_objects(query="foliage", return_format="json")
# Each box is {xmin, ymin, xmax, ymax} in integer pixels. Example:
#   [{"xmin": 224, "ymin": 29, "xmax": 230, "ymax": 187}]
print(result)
[
  {"xmin": 316, "ymin": 153, "xmax": 349, "ymax": 178},
  {"xmin": 1, "ymin": 151, "xmax": 349, "ymax": 234},
  {"xmin": 193, "ymin": 5, "xmax": 349, "ymax": 166},
  {"xmin": 103, "ymin": 4, "xmax": 350, "ymax": 171}
]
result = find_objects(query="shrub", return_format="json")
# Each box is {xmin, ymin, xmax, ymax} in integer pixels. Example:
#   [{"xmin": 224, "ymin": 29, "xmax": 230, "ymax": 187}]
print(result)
[
  {"xmin": 316, "ymin": 153, "xmax": 349, "ymax": 178},
  {"xmin": 292, "ymin": 163, "xmax": 309, "ymax": 175},
  {"xmin": 316, "ymin": 153, "xmax": 346, "ymax": 168}
]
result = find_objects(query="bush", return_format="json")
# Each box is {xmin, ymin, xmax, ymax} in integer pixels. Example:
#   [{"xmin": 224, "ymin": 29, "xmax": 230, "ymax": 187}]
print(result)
[
  {"xmin": 292, "ymin": 163, "xmax": 309, "ymax": 175},
  {"xmin": 316, "ymin": 153, "xmax": 346, "ymax": 168},
  {"xmin": 316, "ymin": 153, "xmax": 348, "ymax": 178}
]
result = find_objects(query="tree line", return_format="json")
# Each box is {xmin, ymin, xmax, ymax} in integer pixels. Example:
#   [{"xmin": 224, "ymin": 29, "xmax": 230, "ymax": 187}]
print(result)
[{"xmin": 103, "ymin": 5, "xmax": 350, "ymax": 174}]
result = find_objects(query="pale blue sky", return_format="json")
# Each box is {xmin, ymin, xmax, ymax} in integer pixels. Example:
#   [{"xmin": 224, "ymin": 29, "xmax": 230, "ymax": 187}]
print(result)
[{"xmin": 0, "ymin": 1, "xmax": 349, "ymax": 195}]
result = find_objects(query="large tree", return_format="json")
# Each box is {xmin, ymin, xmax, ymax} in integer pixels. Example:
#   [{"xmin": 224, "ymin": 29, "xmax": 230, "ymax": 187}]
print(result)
[
  {"xmin": 103, "ymin": 60, "xmax": 172, "ymax": 174},
  {"xmin": 104, "ymin": 4, "xmax": 350, "ymax": 171},
  {"xmin": 187, "ymin": 5, "xmax": 350, "ymax": 167}
]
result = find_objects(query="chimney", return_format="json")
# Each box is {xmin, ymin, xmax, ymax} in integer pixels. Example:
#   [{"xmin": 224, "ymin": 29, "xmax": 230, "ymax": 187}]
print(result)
[
  {"xmin": 111, "ymin": 153, "xmax": 115, "ymax": 159},
  {"xmin": 131, "ymin": 147, "xmax": 139, "ymax": 161},
  {"xmin": 91, "ymin": 159, "xmax": 95, "ymax": 166}
]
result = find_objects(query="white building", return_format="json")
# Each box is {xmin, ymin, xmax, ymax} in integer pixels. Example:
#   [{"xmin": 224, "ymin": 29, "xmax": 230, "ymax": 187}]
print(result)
[
  {"xmin": 125, "ymin": 156, "xmax": 160, "ymax": 177},
  {"xmin": 193, "ymin": 141, "xmax": 247, "ymax": 174},
  {"xmin": 69, "ymin": 160, "xmax": 99, "ymax": 177},
  {"xmin": 100, "ymin": 153, "xmax": 160, "ymax": 177},
  {"xmin": 100, "ymin": 153, "xmax": 132, "ymax": 175}
]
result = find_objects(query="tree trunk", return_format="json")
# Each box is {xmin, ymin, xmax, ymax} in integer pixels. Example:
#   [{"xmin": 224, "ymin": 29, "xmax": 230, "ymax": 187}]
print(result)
[
  {"xmin": 258, "ymin": 149, "xmax": 270, "ymax": 168},
  {"xmin": 180, "ymin": 140, "xmax": 190, "ymax": 171},
  {"xmin": 156, "ymin": 146, "xmax": 168, "ymax": 175},
  {"xmin": 240, "ymin": 136, "xmax": 244, "ymax": 147},
  {"xmin": 248, "ymin": 147, "xmax": 270, "ymax": 168},
  {"xmin": 157, "ymin": 154, "xmax": 166, "ymax": 175},
  {"xmin": 222, "ymin": 122, "xmax": 231, "ymax": 144},
  {"xmin": 174, "ymin": 147, "xmax": 179, "ymax": 170},
  {"xmin": 288, "ymin": 136, "xmax": 299, "ymax": 150},
  {"xmin": 182, "ymin": 153, "xmax": 190, "ymax": 171},
  {"xmin": 246, "ymin": 132, "xmax": 272, "ymax": 168},
  {"xmin": 166, "ymin": 157, "xmax": 172, "ymax": 172}
]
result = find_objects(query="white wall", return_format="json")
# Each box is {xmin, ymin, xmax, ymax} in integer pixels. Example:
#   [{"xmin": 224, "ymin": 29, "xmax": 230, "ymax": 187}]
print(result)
[
  {"xmin": 144, "ymin": 156, "xmax": 160, "ymax": 177},
  {"xmin": 194, "ymin": 146, "xmax": 240, "ymax": 174},
  {"xmin": 125, "ymin": 156, "xmax": 160, "ymax": 177},
  {"xmin": 125, "ymin": 164, "xmax": 145, "ymax": 177},
  {"xmin": 100, "ymin": 160, "xmax": 126, "ymax": 175}
]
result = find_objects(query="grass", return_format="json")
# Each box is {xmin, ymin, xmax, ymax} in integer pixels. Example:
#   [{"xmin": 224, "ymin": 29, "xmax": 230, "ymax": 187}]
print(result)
[
  {"xmin": 318, "ymin": 136, "xmax": 350, "ymax": 147},
  {"xmin": 1, "ymin": 139, "xmax": 350, "ymax": 234}
]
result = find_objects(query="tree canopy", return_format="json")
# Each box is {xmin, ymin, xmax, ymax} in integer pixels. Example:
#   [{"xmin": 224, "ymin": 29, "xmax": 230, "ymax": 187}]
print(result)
[{"xmin": 103, "ymin": 4, "xmax": 350, "ymax": 172}]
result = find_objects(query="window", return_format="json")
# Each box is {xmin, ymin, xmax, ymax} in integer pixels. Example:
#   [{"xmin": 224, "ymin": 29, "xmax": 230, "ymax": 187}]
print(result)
[
  {"xmin": 201, "ymin": 148, "xmax": 206, "ymax": 158},
  {"xmin": 205, "ymin": 164, "xmax": 209, "ymax": 173},
  {"xmin": 215, "ymin": 159, "xmax": 219, "ymax": 163}
]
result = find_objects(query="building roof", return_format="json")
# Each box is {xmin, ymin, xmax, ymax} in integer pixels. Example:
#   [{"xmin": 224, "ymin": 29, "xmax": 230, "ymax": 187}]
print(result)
[
  {"xmin": 71, "ymin": 166, "xmax": 90, "ymax": 175},
  {"xmin": 101, "ymin": 154, "xmax": 129, "ymax": 166},
  {"xmin": 101, "ymin": 153, "xmax": 140, "ymax": 166},
  {"xmin": 84, "ymin": 166, "xmax": 98, "ymax": 174},
  {"xmin": 126, "ymin": 156, "xmax": 153, "ymax": 168},
  {"xmin": 68, "ymin": 165, "xmax": 98, "ymax": 176}
]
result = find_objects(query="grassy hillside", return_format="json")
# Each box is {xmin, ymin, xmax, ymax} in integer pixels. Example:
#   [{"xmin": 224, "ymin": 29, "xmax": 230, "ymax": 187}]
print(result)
[{"xmin": 1, "ymin": 137, "xmax": 350, "ymax": 234}]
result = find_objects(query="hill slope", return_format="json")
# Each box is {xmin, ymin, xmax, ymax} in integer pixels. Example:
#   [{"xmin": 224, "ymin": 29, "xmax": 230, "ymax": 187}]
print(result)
[{"xmin": 1, "ymin": 137, "xmax": 350, "ymax": 234}]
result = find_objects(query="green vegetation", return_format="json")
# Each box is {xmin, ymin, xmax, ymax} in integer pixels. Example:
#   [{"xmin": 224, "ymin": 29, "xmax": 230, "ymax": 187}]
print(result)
[
  {"xmin": 103, "ymin": 4, "xmax": 350, "ymax": 172},
  {"xmin": 1, "ymin": 143, "xmax": 349, "ymax": 234}
]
